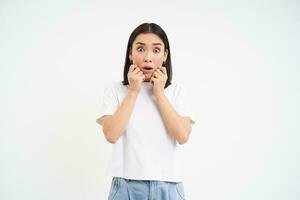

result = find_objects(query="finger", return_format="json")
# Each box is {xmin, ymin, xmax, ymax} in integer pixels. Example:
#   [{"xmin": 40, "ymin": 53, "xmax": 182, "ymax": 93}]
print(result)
[
  {"xmin": 150, "ymin": 76, "xmax": 155, "ymax": 84},
  {"xmin": 137, "ymin": 71, "xmax": 143, "ymax": 76},
  {"xmin": 150, "ymin": 76, "xmax": 158, "ymax": 84},
  {"xmin": 140, "ymin": 75, "xmax": 146, "ymax": 81},
  {"xmin": 151, "ymin": 74, "xmax": 158, "ymax": 80},
  {"xmin": 137, "ymin": 73, "xmax": 145, "ymax": 81},
  {"xmin": 129, "ymin": 64, "xmax": 136, "ymax": 72},
  {"xmin": 155, "ymin": 69, "xmax": 164, "ymax": 76},
  {"xmin": 129, "ymin": 64, "xmax": 138, "ymax": 72},
  {"xmin": 159, "ymin": 66, "xmax": 167, "ymax": 74},
  {"xmin": 132, "ymin": 66, "xmax": 141, "ymax": 74},
  {"xmin": 155, "ymin": 73, "xmax": 163, "ymax": 81},
  {"xmin": 156, "ymin": 68, "xmax": 168, "ymax": 80},
  {"xmin": 158, "ymin": 66, "xmax": 167, "ymax": 74},
  {"xmin": 155, "ymin": 67, "xmax": 163, "ymax": 74},
  {"xmin": 153, "ymin": 71, "xmax": 163, "ymax": 80},
  {"xmin": 150, "ymin": 72, "xmax": 156, "ymax": 79}
]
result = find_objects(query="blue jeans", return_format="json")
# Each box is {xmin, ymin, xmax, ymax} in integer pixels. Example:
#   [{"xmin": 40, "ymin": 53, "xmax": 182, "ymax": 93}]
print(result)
[{"xmin": 108, "ymin": 177, "xmax": 186, "ymax": 200}]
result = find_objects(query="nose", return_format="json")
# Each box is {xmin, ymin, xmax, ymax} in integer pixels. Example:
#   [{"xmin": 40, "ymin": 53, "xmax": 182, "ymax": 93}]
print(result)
[{"xmin": 144, "ymin": 52, "xmax": 152, "ymax": 63}]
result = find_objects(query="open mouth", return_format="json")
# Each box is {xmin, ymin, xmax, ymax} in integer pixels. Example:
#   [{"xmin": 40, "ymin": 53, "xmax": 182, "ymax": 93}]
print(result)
[
  {"xmin": 142, "ymin": 66, "xmax": 154, "ymax": 73},
  {"xmin": 142, "ymin": 65, "xmax": 154, "ymax": 75}
]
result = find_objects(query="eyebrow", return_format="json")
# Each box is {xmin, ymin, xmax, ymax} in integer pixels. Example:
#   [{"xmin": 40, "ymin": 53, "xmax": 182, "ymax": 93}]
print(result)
[{"xmin": 135, "ymin": 42, "xmax": 162, "ymax": 46}]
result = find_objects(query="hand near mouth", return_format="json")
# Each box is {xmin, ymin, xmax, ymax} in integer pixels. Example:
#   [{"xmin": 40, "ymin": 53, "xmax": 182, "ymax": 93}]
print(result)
[
  {"xmin": 150, "ymin": 66, "xmax": 168, "ymax": 97},
  {"xmin": 127, "ymin": 64, "xmax": 146, "ymax": 94}
]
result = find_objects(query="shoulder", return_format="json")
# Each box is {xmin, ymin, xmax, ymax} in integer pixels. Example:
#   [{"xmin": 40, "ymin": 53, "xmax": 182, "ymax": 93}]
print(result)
[
  {"xmin": 104, "ymin": 81, "xmax": 127, "ymax": 92},
  {"xmin": 166, "ymin": 82, "xmax": 185, "ymax": 96}
]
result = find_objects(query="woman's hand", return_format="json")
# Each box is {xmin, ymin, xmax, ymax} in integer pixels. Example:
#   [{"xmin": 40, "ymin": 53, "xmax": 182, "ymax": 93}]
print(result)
[
  {"xmin": 127, "ymin": 64, "xmax": 146, "ymax": 94},
  {"xmin": 150, "ymin": 66, "xmax": 168, "ymax": 97}
]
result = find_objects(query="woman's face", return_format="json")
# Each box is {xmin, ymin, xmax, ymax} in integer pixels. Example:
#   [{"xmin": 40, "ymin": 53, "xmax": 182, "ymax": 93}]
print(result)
[{"xmin": 129, "ymin": 33, "xmax": 168, "ymax": 82}]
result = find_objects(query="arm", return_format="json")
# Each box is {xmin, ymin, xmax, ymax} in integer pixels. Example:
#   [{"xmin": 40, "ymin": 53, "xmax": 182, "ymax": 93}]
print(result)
[
  {"xmin": 150, "ymin": 66, "xmax": 192, "ymax": 145},
  {"xmin": 96, "ymin": 91, "xmax": 138, "ymax": 144},
  {"xmin": 96, "ymin": 64, "xmax": 145, "ymax": 144},
  {"xmin": 155, "ymin": 93, "xmax": 192, "ymax": 145}
]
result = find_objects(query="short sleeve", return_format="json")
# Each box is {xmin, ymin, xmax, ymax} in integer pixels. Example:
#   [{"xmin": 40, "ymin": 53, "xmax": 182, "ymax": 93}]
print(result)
[
  {"xmin": 174, "ymin": 85, "xmax": 196, "ymax": 125},
  {"xmin": 98, "ymin": 84, "xmax": 119, "ymax": 121}
]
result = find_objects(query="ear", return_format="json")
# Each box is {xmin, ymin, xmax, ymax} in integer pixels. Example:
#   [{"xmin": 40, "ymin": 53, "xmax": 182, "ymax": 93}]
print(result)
[
  {"xmin": 129, "ymin": 49, "xmax": 132, "ymax": 61},
  {"xmin": 164, "ymin": 49, "xmax": 169, "ymax": 62}
]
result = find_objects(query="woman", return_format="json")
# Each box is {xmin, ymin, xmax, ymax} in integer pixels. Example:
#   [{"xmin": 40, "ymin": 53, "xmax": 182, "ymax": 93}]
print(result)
[{"xmin": 97, "ymin": 22, "xmax": 195, "ymax": 200}]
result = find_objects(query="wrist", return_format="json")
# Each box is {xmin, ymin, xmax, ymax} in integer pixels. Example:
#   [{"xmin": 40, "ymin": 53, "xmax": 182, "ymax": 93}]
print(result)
[
  {"xmin": 154, "ymin": 92, "xmax": 166, "ymax": 100},
  {"xmin": 127, "ymin": 89, "xmax": 139, "ymax": 97}
]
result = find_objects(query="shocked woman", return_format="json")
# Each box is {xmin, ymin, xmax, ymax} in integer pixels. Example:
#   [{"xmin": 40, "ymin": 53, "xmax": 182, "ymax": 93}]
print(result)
[{"xmin": 97, "ymin": 22, "xmax": 195, "ymax": 200}]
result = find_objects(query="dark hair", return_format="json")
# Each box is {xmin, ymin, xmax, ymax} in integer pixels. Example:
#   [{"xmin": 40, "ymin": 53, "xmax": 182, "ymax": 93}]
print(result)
[{"xmin": 122, "ymin": 23, "xmax": 173, "ymax": 88}]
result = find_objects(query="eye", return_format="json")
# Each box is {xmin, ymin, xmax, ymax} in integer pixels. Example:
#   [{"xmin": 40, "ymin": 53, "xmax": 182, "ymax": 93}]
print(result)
[
  {"xmin": 137, "ymin": 47, "xmax": 144, "ymax": 52},
  {"xmin": 153, "ymin": 48, "xmax": 160, "ymax": 53}
]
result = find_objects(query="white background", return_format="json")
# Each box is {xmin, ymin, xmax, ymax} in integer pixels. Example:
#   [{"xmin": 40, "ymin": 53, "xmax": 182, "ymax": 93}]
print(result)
[{"xmin": 1, "ymin": 0, "xmax": 299, "ymax": 199}]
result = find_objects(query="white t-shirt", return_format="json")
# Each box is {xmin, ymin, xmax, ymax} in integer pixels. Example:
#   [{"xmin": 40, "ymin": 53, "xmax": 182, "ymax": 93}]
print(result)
[{"xmin": 98, "ymin": 81, "xmax": 195, "ymax": 184}]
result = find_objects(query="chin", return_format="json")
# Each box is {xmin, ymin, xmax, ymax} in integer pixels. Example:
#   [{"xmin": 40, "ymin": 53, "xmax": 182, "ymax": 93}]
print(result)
[{"xmin": 144, "ymin": 74, "xmax": 152, "ymax": 82}]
